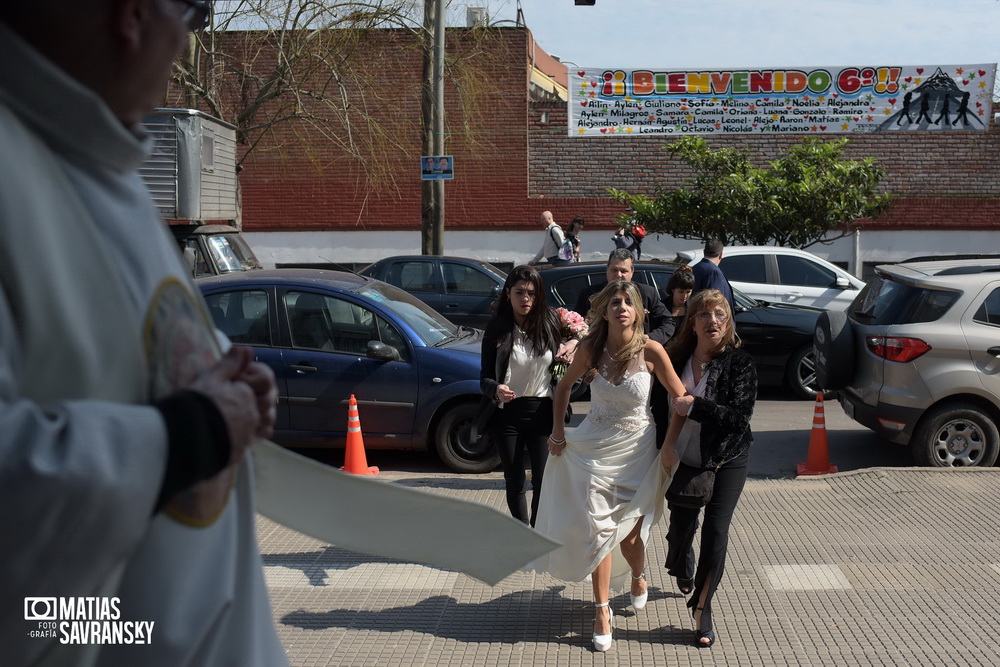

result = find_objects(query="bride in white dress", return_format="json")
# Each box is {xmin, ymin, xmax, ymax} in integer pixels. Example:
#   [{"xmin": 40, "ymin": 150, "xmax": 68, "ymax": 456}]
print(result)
[{"xmin": 530, "ymin": 280, "xmax": 688, "ymax": 652}]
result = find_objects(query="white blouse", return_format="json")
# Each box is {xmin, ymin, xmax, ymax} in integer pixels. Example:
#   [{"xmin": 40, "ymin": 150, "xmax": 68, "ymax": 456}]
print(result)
[
  {"xmin": 503, "ymin": 327, "xmax": 554, "ymax": 400},
  {"xmin": 675, "ymin": 357, "xmax": 708, "ymax": 467}
]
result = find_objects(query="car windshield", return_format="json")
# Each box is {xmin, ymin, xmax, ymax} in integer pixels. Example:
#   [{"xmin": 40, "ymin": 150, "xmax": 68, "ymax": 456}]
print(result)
[
  {"xmin": 358, "ymin": 281, "xmax": 459, "ymax": 345},
  {"xmin": 207, "ymin": 235, "xmax": 263, "ymax": 272},
  {"xmin": 731, "ymin": 286, "xmax": 758, "ymax": 310}
]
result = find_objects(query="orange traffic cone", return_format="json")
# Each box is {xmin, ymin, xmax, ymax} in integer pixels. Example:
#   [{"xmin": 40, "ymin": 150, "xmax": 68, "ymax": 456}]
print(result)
[
  {"xmin": 797, "ymin": 392, "xmax": 838, "ymax": 476},
  {"xmin": 341, "ymin": 394, "xmax": 378, "ymax": 475}
]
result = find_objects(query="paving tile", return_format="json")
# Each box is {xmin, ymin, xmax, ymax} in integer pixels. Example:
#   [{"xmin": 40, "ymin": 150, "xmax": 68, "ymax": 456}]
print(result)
[{"xmin": 258, "ymin": 468, "xmax": 1000, "ymax": 666}]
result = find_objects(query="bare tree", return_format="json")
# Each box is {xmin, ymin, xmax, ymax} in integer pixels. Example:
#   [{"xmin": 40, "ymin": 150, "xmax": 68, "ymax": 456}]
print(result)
[{"xmin": 169, "ymin": 1, "xmax": 509, "ymax": 180}]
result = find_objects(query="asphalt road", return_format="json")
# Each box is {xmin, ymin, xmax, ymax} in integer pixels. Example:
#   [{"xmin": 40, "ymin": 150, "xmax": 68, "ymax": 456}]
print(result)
[{"xmin": 300, "ymin": 387, "xmax": 914, "ymax": 479}]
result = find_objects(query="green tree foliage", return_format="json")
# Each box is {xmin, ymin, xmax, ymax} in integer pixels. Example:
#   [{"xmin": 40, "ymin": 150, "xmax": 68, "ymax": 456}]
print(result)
[{"xmin": 608, "ymin": 136, "xmax": 892, "ymax": 248}]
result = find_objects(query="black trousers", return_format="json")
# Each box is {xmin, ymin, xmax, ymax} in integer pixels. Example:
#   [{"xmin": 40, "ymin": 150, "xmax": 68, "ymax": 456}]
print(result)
[
  {"xmin": 664, "ymin": 451, "xmax": 749, "ymax": 628},
  {"xmin": 488, "ymin": 396, "xmax": 552, "ymax": 526}
]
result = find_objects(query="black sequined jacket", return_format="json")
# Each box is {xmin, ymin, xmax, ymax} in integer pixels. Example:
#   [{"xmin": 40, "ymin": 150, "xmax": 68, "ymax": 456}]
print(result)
[{"xmin": 671, "ymin": 345, "xmax": 757, "ymax": 468}]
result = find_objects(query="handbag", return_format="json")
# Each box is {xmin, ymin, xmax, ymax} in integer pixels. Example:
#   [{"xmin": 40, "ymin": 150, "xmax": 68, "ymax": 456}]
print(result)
[{"xmin": 665, "ymin": 462, "xmax": 716, "ymax": 509}]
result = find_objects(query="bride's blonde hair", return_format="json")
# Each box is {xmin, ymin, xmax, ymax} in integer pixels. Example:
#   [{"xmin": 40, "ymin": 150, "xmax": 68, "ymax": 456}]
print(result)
[{"xmin": 583, "ymin": 280, "xmax": 647, "ymax": 378}]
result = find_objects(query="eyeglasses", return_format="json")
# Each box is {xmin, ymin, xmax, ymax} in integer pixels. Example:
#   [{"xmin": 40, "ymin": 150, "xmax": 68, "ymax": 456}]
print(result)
[
  {"xmin": 173, "ymin": 0, "xmax": 212, "ymax": 31},
  {"xmin": 695, "ymin": 310, "xmax": 729, "ymax": 323}
]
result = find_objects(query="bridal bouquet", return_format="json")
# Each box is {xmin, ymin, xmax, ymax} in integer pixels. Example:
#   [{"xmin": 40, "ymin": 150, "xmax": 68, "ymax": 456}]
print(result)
[{"xmin": 551, "ymin": 307, "xmax": 588, "ymax": 382}]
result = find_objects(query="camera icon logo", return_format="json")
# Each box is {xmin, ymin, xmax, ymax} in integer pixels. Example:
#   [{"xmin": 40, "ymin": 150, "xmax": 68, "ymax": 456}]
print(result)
[{"xmin": 24, "ymin": 598, "xmax": 57, "ymax": 621}]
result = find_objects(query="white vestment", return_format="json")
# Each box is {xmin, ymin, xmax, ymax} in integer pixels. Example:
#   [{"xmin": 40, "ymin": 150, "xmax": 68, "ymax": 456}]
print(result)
[{"xmin": 0, "ymin": 22, "xmax": 286, "ymax": 667}]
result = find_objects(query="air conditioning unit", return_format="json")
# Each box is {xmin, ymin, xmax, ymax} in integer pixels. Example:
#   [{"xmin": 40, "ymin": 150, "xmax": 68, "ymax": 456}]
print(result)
[{"xmin": 467, "ymin": 7, "xmax": 488, "ymax": 27}]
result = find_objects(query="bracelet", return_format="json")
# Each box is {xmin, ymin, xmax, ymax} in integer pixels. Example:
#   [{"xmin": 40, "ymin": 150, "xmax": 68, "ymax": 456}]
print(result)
[{"xmin": 547, "ymin": 435, "xmax": 566, "ymax": 444}]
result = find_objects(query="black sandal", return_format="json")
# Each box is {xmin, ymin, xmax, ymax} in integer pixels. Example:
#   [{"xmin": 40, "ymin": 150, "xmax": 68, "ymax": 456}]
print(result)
[
  {"xmin": 676, "ymin": 577, "xmax": 694, "ymax": 595},
  {"xmin": 693, "ymin": 607, "xmax": 715, "ymax": 648}
]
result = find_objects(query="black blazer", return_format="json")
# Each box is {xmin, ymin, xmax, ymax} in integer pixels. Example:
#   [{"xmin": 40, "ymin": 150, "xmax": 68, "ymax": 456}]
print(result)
[
  {"xmin": 672, "ymin": 346, "xmax": 757, "ymax": 468},
  {"xmin": 572, "ymin": 281, "xmax": 671, "ymax": 345}
]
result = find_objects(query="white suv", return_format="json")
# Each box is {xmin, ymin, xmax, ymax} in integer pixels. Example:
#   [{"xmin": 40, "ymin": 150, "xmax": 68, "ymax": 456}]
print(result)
[
  {"xmin": 676, "ymin": 245, "xmax": 864, "ymax": 311},
  {"xmin": 814, "ymin": 259, "xmax": 1000, "ymax": 467}
]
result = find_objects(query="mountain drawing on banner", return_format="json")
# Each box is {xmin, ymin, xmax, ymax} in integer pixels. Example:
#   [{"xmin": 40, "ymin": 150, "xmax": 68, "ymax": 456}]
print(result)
[{"xmin": 879, "ymin": 68, "xmax": 984, "ymax": 131}]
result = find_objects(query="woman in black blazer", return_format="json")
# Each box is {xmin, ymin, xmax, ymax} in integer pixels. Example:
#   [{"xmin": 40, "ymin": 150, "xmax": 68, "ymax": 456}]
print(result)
[
  {"xmin": 663, "ymin": 289, "xmax": 757, "ymax": 648},
  {"xmin": 475, "ymin": 265, "xmax": 570, "ymax": 526}
]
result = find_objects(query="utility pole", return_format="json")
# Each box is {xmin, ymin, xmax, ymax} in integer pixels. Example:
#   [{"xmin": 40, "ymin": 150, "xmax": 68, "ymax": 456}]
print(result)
[{"xmin": 420, "ymin": 0, "xmax": 446, "ymax": 255}]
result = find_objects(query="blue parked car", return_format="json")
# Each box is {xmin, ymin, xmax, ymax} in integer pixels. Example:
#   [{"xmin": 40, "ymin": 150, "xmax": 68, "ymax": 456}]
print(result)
[{"xmin": 197, "ymin": 269, "xmax": 499, "ymax": 473}]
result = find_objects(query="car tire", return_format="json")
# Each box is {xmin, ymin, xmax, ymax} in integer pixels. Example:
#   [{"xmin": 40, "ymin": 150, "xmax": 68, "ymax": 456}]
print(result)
[
  {"xmin": 911, "ymin": 402, "xmax": 1000, "ymax": 467},
  {"xmin": 434, "ymin": 403, "xmax": 501, "ymax": 474},
  {"xmin": 813, "ymin": 310, "xmax": 854, "ymax": 391},
  {"xmin": 785, "ymin": 345, "xmax": 820, "ymax": 400}
]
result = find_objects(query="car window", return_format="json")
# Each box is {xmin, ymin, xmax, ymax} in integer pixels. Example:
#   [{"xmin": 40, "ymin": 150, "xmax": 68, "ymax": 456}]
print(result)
[
  {"xmin": 443, "ymin": 262, "xmax": 495, "ymax": 296},
  {"xmin": 776, "ymin": 255, "xmax": 836, "ymax": 288},
  {"xmin": 386, "ymin": 261, "xmax": 437, "ymax": 293},
  {"xmin": 852, "ymin": 276, "xmax": 960, "ymax": 325},
  {"xmin": 973, "ymin": 287, "xmax": 1000, "ymax": 326},
  {"xmin": 180, "ymin": 239, "xmax": 212, "ymax": 278},
  {"xmin": 374, "ymin": 316, "xmax": 410, "ymax": 362},
  {"xmin": 204, "ymin": 289, "xmax": 271, "ymax": 346},
  {"xmin": 285, "ymin": 291, "xmax": 376, "ymax": 354},
  {"xmin": 551, "ymin": 274, "xmax": 595, "ymax": 308},
  {"xmin": 643, "ymin": 270, "xmax": 676, "ymax": 302},
  {"xmin": 720, "ymin": 254, "xmax": 767, "ymax": 283}
]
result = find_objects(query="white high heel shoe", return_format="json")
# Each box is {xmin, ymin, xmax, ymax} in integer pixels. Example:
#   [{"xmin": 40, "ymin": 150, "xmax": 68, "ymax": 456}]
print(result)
[
  {"xmin": 592, "ymin": 602, "xmax": 613, "ymax": 652},
  {"xmin": 630, "ymin": 572, "xmax": 648, "ymax": 610}
]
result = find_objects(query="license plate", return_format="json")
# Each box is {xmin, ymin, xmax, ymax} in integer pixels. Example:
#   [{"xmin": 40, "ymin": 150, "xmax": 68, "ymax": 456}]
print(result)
[{"xmin": 842, "ymin": 398, "xmax": 854, "ymax": 419}]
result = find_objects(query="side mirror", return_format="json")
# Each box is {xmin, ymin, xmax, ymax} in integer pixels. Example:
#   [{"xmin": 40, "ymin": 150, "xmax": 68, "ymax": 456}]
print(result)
[
  {"xmin": 366, "ymin": 340, "xmax": 400, "ymax": 362},
  {"xmin": 491, "ymin": 284, "xmax": 502, "ymax": 297},
  {"xmin": 835, "ymin": 276, "xmax": 850, "ymax": 289}
]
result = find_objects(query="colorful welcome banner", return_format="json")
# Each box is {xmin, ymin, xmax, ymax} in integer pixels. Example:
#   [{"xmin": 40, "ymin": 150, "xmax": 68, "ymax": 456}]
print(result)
[{"xmin": 569, "ymin": 65, "xmax": 996, "ymax": 136}]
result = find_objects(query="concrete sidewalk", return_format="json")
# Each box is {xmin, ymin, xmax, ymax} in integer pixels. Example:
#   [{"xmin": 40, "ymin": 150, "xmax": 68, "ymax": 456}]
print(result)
[{"xmin": 259, "ymin": 467, "xmax": 1000, "ymax": 666}]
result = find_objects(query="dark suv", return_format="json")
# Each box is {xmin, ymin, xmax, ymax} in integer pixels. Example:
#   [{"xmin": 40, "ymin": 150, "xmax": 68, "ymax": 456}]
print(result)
[
  {"xmin": 815, "ymin": 259, "xmax": 1000, "ymax": 467},
  {"xmin": 537, "ymin": 261, "xmax": 823, "ymax": 399}
]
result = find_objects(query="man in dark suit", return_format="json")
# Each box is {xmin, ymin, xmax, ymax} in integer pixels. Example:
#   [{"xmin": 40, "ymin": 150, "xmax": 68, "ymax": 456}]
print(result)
[
  {"xmin": 692, "ymin": 238, "xmax": 734, "ymax": 309},
  {"xmin": 572, "ymin": 248, "xmax": 671, "ymax": 342},
  {"xmin": 571, "ymin": 248, "xmax": 673, "ymax": 444}
]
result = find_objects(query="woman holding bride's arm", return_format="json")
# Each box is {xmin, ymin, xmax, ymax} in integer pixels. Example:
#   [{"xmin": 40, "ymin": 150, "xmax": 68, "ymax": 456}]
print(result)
[{"xmin": 530, "ymin": 280, "xmax": 686, "ymax": 652}]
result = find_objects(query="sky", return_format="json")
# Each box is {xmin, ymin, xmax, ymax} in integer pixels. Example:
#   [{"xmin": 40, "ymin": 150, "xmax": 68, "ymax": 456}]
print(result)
[{"xmin": 472, "ymin": 0, "xmax": 1000, "ymax": 72}]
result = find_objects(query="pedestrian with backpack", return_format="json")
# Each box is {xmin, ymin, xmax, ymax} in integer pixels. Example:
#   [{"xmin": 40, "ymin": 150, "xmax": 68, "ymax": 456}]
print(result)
[{"xmin": 530, "ymin": 210, "xmax": 574, "ymax": 266}]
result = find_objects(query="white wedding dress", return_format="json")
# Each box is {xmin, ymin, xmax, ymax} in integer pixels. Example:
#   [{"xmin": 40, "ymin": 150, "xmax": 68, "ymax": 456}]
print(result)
[{"xmin": 529, "ymin": 349, "xmax": 669, "ymax": 591}]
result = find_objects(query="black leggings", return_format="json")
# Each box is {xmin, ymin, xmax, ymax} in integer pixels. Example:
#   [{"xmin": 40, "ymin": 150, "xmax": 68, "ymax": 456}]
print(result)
[
  {"xmin": 664, "ymin": 452, "xmax": 749, "ymax": 629},
  {"xmin": 488, "ymin": 396, "xmax": 552, "ymax": 526}
]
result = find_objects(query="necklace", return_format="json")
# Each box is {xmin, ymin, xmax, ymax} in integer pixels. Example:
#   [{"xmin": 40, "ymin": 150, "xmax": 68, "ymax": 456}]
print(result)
[{"xmin": 692, "ymin": 354, "xmax": 711, "ymax": 371}]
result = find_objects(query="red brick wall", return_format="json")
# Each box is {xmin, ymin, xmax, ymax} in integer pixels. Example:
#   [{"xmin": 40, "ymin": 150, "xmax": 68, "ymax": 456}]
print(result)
[
  {"xmin": 529, "ymin": 102, "xmax": 1000, "ymax": 231},
  {"xmin": 210, "ymin": 28, "xmax": 547, "ymax": 232},
  {"xmin": 173, "ymin": 28, "xmax": 1000, "ymax": 234}
]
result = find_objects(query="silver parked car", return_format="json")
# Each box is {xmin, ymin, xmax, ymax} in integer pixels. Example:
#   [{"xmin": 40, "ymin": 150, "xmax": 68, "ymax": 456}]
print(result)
[{"xmin": 815, "ymin": 259, "xmax": 1000, "ymax": 466}]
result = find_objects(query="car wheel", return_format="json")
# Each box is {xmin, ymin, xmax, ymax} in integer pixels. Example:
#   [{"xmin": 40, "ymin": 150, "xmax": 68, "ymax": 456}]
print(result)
[
  {"xmin": 785, "ymin": 345, "xmax": 820, "ymax": 400},
  {"xmin": 911, "ymin": 402, "xmax": 1000, "ymax": 467},
  {"xmin": 434, "ymin": 403, "xmax": 501, "ymax": 474},
  {"xmin": 813, "ymin": 310, "xmax": 854, "ymax": 391}
]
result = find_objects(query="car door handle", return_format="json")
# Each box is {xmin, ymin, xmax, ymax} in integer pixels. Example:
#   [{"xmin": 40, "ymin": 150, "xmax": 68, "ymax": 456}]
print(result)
[
  {"xmin": 988, "ymin": 347, "xmax": 1000, "ymax": 358},
  {"xmin": 290, "ymin": 364, "xmax": 318, "ymax": 373}
]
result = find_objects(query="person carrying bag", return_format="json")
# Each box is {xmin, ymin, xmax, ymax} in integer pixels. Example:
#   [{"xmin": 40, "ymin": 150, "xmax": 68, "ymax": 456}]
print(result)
[{"xmin": 662, "ymin": 289, "xmax": 757, "ymax": 649}]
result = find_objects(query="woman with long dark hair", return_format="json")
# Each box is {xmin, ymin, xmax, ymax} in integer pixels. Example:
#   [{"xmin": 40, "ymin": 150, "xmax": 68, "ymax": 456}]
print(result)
[
  {"xmin": 565, "ymin": 215, "xmax": 585, "ymax": 262},
  {"xmin": 529, "ymin": 280, "xmax": 688, "ymax": 652},
  {"xmin": 664, "ymin": 289, "xmax": 757, "ymax": 648},
  {"xmin": 663, "ymin": 266, "xmax": 695, "ymax": 341},
  {"xmin": 475, "ymin": 265, "xmax": 568, "ymax": 526}
]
